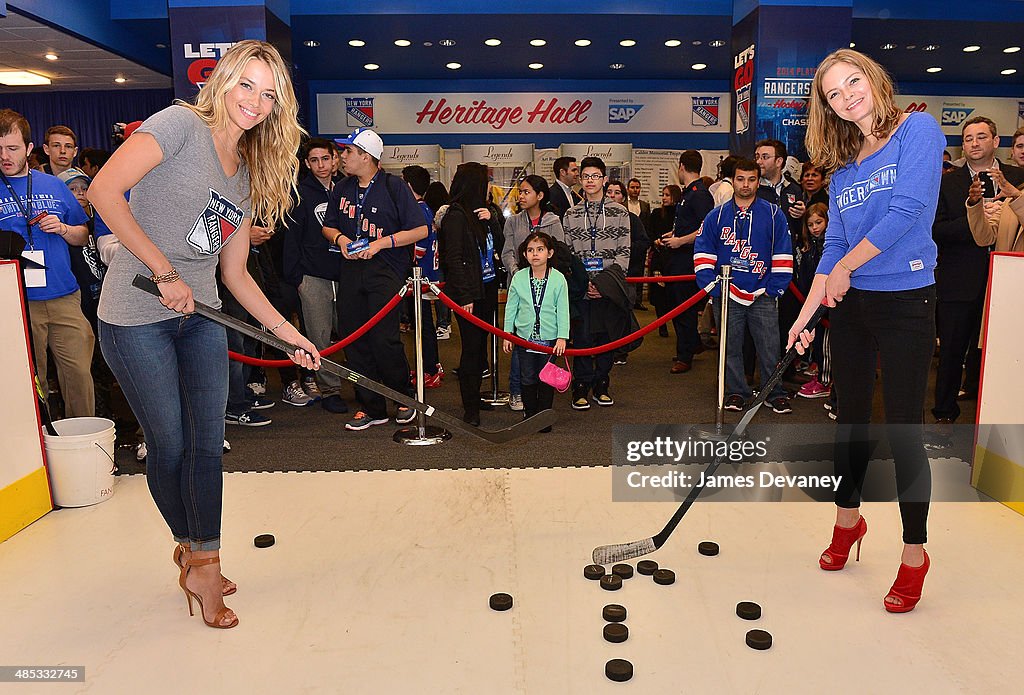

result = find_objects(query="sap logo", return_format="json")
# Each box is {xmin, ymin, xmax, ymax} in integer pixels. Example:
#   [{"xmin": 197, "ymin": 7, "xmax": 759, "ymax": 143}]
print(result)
[
  {"xmin": 941, "ymin": 108, "xmax": 974, "ymax": 126},
  {"xmin": 904, "ymin": 102, "xmax": 928, "ymax": 113},
  {"xmin": 609, "ymin": 105, "xmax": 644, "ymax": 123}
]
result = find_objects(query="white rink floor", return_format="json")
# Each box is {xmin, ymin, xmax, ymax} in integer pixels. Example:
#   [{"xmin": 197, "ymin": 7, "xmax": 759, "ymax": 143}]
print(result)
[{"xmin": 1, "ymin": 467, "xmax": 1022, "ymax": 695}]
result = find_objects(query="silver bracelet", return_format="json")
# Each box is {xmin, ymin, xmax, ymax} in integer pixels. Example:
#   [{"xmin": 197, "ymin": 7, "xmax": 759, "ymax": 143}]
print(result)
[{"xmin": 270, "ymin": 318, "xmax": 287, "ymax": 332}]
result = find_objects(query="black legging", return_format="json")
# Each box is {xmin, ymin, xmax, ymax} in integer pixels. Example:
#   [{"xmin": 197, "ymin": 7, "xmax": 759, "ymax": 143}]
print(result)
[
  {"xmin": 829, "ymin": 286, "xmax": 935, "ymax": 544},
  {"xmin": 454, "ymin": 281, "xmax": 497, "ymax": 419}
]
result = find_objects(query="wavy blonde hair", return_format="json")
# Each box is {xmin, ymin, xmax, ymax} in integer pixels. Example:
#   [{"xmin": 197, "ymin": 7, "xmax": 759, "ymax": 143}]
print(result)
[
  {"xmin": 806, "ymin": 49, "xmax": 903, "ymax": 172},
  {"xmin": 176, "ymin": 40, "xmax": 304, "ymax": 230}
]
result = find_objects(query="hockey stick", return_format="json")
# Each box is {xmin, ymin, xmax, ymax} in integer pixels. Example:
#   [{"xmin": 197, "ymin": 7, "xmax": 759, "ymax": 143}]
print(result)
[
  {"xmin": 133, "ymin": 275, "xmax": 555, "ymax": 443},
  {"xmin": 592, "ymin": 301, "xmax": 829, "ymax": 564}
]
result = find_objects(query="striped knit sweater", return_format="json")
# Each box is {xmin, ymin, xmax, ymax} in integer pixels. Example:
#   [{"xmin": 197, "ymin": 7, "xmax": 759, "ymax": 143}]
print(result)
[{"xmin": 562, "ymin": 197, "xmax": 631, "ymax": 278}]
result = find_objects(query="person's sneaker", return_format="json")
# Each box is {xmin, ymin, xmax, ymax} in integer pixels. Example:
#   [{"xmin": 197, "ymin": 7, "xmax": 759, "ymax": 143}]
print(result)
[
  {"xmin": 247, "ymin": 381, "xmax": 266, "ymax": 396},
  {"xmin": 345, "ymin": 411, "xmax": 390, "ymax": 431},
  {"xmin": 593, "ymin": 393, "xmax": 614, "ymax": 407},
  {"xmin": 798, "ymin": 378, "xmax": 831, "ymax": 399},
  {"xmin": 481, "ymin": 367, "xmax": 491, "ymax": 379},
  {"xmin": 508, "ymin": 394, "xmax": 524, "ymax": 411},
  {"xmin": 249, "ymin": 397, "xmax": 275, "ymax": 410},
  {"xmin": 302, "ymin": 375, "xmax": 322, "ymax": 401},
  {"xmin": 399, "ymin": 322, "xmax": 411, "ymax": 333},
  {"xmin": 769, "ymin": 397, "xmax": 793, "ymax": 414},
  {"xmin": 136, "ymin": 442, "xmax": 147, "ymax": 461},
  {"xmin": 321, "ymin": 394, "xmax": 349, "ymax": 414},
  {"xmin": 223, "ymin": 439, "xmax": 231, "ymax": 453},
  {"xmin": 436, "ymin": 325, "xmax": 451, "ymax": 340},
  {"xmin": 283, "ymin": 380, "xmax": 314, "ymax": 407},
  {"xmin": 724, "ymin": 394, "xmax": 745, "ymax": 412},
  {"xmin": 423, "ymin": 372, "xmax": 443, "ymax": 389},
  {"xmin": 613, "ymin": 356, "xmax": 628, "ymax": 366},
  {"xmin": 225, "ymin": 410, "xmax": 272, "ymax": 427},
  {"xmin": 827, "ymin": 409, "xmax": 837, "ymax": 421},
  {"xmin": 395, "ymin": 406, "xmax": 416, "ymax": 424},
  {"xmin": 571, "ymin": 395, "xmax": 591, "ymax": 411}
]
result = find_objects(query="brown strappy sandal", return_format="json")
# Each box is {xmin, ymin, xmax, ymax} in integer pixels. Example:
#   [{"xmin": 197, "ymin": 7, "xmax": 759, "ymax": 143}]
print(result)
[
  {"xmin": 173, "ymin": 543, "xmax": 236, "ymax": 596},
  {"xmin": 179, "ymin": 555, "xmax": 239, "ymax": 629}
]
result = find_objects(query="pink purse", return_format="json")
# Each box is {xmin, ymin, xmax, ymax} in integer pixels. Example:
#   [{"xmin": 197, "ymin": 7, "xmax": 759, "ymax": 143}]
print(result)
[{"xmin": 539, "ymin": 355, "xmax": 572, "ymax": 392}]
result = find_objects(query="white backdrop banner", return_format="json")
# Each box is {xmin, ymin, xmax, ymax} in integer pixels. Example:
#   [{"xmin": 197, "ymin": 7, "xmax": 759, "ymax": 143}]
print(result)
[
  {"xmin": 461, "ymin": 144, "xmax": 535, "ymax": 166},
  {"xmin": 534, "ymin": 148, "xmax": 561, "ymax": 183},
  {"xmin": 897, "ymin": 95, "xmax": 1024, "ymax": 137},
  {"xmin": 380, "ymin": 144, "xmax": 443, "ymax": 168},
  {"xmin": 318, "ymin": 92, "xmax": 730, "ymax": 135},
  {"xmin": 560, "ymin": 143, "xmax": 633, "ymax": 164}
]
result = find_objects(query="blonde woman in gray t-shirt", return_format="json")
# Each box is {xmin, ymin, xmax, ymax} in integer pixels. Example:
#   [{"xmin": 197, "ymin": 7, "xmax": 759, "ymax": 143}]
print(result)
[{"xmin": 89, "ymin": 41, "xmax": 319, "ymax": 630}]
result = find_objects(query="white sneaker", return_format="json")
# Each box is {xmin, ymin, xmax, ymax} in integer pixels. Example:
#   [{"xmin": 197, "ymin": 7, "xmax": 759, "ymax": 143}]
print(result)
[
  {"xmin": 247, "ymin": 381, "xmax": 266, "ymax": 396},
  {"xmin": 283, "ymin": 380, "xmax": 314, "ymax": 407},
  {"xmin": 302, "ymin": 375, "xmax": 322, "ymax": 401},
  {"xmin": 136, "ymin": 442, "xmax": 147, "ymax": 461},
  {"xmin": 436, "ymin": 325, "xmax": 451, "ymax": 340},
  {"xmin": 509, "ymin": 394, "xmax": 524, "ymax": 411},
  {"xmin": 223, "ymin": 439, "xmax": 231, "ymax": 452}
]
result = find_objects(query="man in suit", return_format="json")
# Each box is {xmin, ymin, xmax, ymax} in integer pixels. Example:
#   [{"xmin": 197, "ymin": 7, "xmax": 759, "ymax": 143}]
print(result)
[
  {"xmin": 933, "ymin": 115, "xmax": 1024, "ymax": 423},
  {"xmin": 550, "ymin": 156, "xmax": 581, "ymax": 218}
]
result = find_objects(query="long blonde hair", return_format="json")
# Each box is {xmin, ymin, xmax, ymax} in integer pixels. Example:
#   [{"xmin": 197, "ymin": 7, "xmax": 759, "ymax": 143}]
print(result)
[
  {"xmin": 176, "ymin": 40, "xmax": 304, "ymax": 230},
  {"xmin": 806, "ymin": 49, "xmax": 903, "ymax": 172}
]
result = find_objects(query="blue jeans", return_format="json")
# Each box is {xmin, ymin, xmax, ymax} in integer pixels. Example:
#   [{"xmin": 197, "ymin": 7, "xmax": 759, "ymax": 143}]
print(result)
[
  {"xmin": 508, "ymin": 348, "xmax": 521, "ymax": 396},
  {"xmin": 99, "ymin": 316, "xmax": 228, "ymax": 551},
  {"xmin": 713, "ymin": 293, "xmax": 785, "ymax": 401}
]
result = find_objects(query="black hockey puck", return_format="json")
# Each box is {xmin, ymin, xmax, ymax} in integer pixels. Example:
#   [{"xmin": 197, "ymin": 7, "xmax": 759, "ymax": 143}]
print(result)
[
  {"xmin": 603, "ymin": 604, "xmax": 627, "ymax": 622},
  {"xmin": 605, "ymin": 658, "xmax": 633, "ymax": 682},
  {"xmin": 584, "ymin": 564, "xmax": 606, "ymax": 580},
  {"xmin": 745, "ymin": 629, "xmax": 773, "ymax": 650},
  {"xmin": 653, "ymin": 568, "xmax": 675, "ymax": 585},
  {"xmin": 611, "ymin": 563, "xmax": 634, "ymax": 580},
  {"xmin": 603, "ymin": 622, "xmax": 629, "ymax": 643},
  {"xmin": 489, "ymin": 593, "xmax": 513, "ymax": 611},
  {"xmin": 636, "ymin": 559, "xmax": 659, "ymax": 575},
  {"xmin": 736, "ymin": 601, "xmax": 761, "ymax": 620},
  {"xmin": 600, "ymin": 574, "xmax": 622, "ymax": 591},
  {"xmin": 253, "ymin": 534, "xmax": 275, "ymax": 548},
  {"xmin": 698, "ymin": 541, "xmax": 720, "ymax": 556}
]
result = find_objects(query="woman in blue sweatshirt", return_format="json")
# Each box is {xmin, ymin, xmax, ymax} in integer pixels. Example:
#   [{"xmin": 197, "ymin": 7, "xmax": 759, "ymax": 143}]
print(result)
[{"xmin": 789, "ymin": 49, "xmax": 945, "ymax": 614}]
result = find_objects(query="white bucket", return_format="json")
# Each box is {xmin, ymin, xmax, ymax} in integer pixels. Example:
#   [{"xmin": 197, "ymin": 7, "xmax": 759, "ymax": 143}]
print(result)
[{"xmin": 42, "ymin": 417, "xmax": 116, "ymax": 508}]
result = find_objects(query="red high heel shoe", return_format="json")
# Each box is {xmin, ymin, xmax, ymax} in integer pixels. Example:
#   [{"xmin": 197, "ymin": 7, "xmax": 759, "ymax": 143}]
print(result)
[
  {"xmin": 884, "ymin": 550, "xmax": 930, "ymax": 613},
  {"xmin": 819, "ymin": 516, "xmax": 867, "ymax": 570}
]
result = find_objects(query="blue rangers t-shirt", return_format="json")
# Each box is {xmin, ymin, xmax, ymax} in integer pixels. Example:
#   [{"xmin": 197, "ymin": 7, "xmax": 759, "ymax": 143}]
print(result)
[{"xmin": 0, "ymin": 170, "xmax": 89, "ymax": 301}]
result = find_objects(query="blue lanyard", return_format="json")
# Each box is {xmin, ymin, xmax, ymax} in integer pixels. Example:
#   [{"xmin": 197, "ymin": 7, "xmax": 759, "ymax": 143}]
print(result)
[
  {"xmin": 355, "ymin": 172, "xmax": 379, "ymax": 239},
  {"xmin": 527, "ymin": 212, "xmax": 542, "ymax": 234},
  {"xmin": 1, "ymin": 169, "xmax": 35, "ymax": 248},
  {"xmin": 584, "ymin": 200, "xmax": 604, "ymax": 253},
  {"xmin": 530, "ymin": 268, "xmax": 550, "ymax": 337}
]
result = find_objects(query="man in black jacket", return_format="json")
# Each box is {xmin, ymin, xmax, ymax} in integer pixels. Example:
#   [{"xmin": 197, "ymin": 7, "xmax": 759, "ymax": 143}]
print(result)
[
  {"xmin": 932, "ymin": 115, "xmax": 1024, "ymax": 423},
  {"xmin": 549, "ymin": 156, "xmax": 581, "ymax": 218}
]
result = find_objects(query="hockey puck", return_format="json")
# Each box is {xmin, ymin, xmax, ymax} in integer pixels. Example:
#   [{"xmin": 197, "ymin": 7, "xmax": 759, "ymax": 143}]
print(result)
[
  {"xmin": 603, "ymin": 622, "xmax": 629, "ymax": 643},
  {"xmin": 584, "ymin": 564, "xmax": 606, "ymax": 580},
  {"xmin": 698, "ymin": 541, "xmax": 720, "ymax": 556},
  {"xmin": 603, "ymin": 604, "xmax": 627, "ymax": 622},
  {"xmin": 605, "ymin": 659, "xmax": 633, "ymax": 682},
  {"xmin": 652, "ymin": 568, "xmax": 675, "ymax": 585},
  {"xmin": 600, "ymin": 574, "xmax": 622, "ymax": 591},
  {"xmin": 611, "ymin": 563, "xmax": 634, "ymax": 580},
  {"xmin": 253, "ymin": 534, "xmax": 275, "ymax": 548},
  {"xmin": 745, "ymin": 629, "xmax": 773, "ymax": 650},
  {"xmin": 489, "ymin": 593, "xmax": 513, "ymax": 611},
  {"xmin": 636, "ymin": 560, "xmax": 659, "ymax": 575},
  {"xmin": 736, "ymin": 601, "xmax": 761, "ymax": 620}
]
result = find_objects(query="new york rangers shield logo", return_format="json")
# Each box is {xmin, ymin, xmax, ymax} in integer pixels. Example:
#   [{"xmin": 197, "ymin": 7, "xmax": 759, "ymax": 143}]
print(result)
[
  {"xmin": 692, "ymin": 96, "xmax": 720, "ymax": 127},
  {"xmin": 186, "ymin": 189, "xmax": 245, "ymax": 255},
  {"xmin": 346, "ymin": 97, "xmax": 375, "ymax": 128}
]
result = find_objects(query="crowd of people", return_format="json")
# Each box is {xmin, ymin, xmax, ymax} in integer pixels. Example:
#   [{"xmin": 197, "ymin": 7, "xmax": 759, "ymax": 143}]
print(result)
[{"xmin": 3, "ymin": 42, "xmax": 1024, "ymax": 624}]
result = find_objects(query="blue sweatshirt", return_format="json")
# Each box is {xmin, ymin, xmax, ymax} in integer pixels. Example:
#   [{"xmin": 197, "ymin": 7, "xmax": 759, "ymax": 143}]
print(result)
[{"xmin": 818, "ymin": 112, "xmax": 943, "ymax": 291}]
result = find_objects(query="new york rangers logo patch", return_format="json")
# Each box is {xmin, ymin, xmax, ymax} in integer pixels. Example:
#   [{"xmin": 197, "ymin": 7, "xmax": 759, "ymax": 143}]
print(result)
[
  {"xmin": 186, "ymin": 189, "xmax": 244, "ymax": 255},
  {"xmin": 691, "ymin": 96, "xmax": 720, "ymax": 127},
  {"xmin": 346, "ymin": 97, "xmax": 374, "ymax": 128}
]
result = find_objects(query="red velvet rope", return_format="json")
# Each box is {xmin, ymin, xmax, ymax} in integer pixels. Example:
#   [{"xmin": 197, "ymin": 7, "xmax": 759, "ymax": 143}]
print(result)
[
  {"xmin": 227, "ymin": 289, "xmax": 407, "ymax": 367},
  {"xmin": 625, "ymin": 274, "xmax": 696, "ymax": 283},
  {"xmin": 432, "ymin": 279, "xmax": 716, "ymax": 356}
]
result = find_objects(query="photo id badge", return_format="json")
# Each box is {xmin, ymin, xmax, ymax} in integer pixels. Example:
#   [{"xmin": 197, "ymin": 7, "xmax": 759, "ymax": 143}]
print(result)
[
  {"xmin": 346, "ymin": 238, "xmax": 370, "ymax": 254},
  {"xmin": 730, "ymin": 256, "xmax": 751, "ymax": 272},
  {"xmin": 584, "ymin": 256, "xmax": 603, "ymax": 272},
  {"xmin": 23, "ymin": 249, "xmax": 46, "ymax": 288}
]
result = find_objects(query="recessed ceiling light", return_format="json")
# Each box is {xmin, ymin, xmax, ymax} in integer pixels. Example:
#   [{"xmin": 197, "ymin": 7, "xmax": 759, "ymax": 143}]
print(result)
[
  {"xmin": 849, "ymin": 42, "xmax": 856, "ymax": 48},
  {"xmin": 1002, "ymin": 68, "xmax": 1018, "ymax": 75},
  {"xmin": 692, "ymin": 40, "xmax": 702, "ymax": 46},
  {"xmin": 963, "ymin": 45, "xmax": 981, "ymax": 52},
  {"xmin": 609, "ymin": 63, "xmax": 625, "ymax": 70},
  {"xmin": 664, "ymin": 39, "xmax": 681, "ymax": 47},
  {"xmin": 923, "ymin": 44, "xmax": 939, "ymax": 51},
  {"xmin": 394, "ymin": 39, "xmax": 411, "ymax": 47},
  {"xmin": 575, "ymin": 39, "xmax": 592, "ymax": 47},
  {"xmin": 881, "ymin": 43, "xmax": 896, "ymax": 50},
  {"xmin": 905, "ymin": 45, "xmax": 916, "ymax": 50},
  {"xmin": 530, "ymin": 39, "xmax": 546, "ymax": 47},
  {"xmin": 446, "ymin": 62, "xmax": 461, "ymax": 70},
  {"xmin": 709, "ymin": 40, "xmax": 726, "ymax": 47},
  {"xmin": 619, "ymin": 39, "xmax": 636, "ymax": 47},
  {"xmin": 691, "ymin": 63, "xmax": 707, "ymax": 71},
  {"xmin": 423, "ymin": 42, "xmax": 433, "ymax": 47},
  {"xmin": 114, "ymin": 76, "xmax": 126, "ymax": 84},
  {"xmin": 1004, "ymin": 46, "xmax": 1021, "ymax": 53},
  {"xmin": 363, "ymin": 63, "xmax": 379, "ymax": 71},
  {"xmin": 485, "ymin": 38, "xmax": 501, "ymax": 47},
  {"xmin": 303, "ymin": 40, "xmax": 319, "ymax": 48},
  {"xmin": 926, "ymin": 66, "xmax": 942, "ymax": 73},
  {"xmin": 528, "ymin": 62, "xmax": 544, "ymax": 70},
  {"xmin": 439, "ymin": 39, "xmax": 456, "ymax": 47},
  {"xmin": 0, "ymin": 71, "xmax": 51, "ymax": 86},
  {"xmin": 349, "ymin": 39, "xmax": 365, "ymax": 47},
  {"xmin": 44, "ymin": 53, "xmax": 58, "ymax": 61},
  {"xmin": 155, "ymin": 43, "xmax": 167, "ymax": 49}
]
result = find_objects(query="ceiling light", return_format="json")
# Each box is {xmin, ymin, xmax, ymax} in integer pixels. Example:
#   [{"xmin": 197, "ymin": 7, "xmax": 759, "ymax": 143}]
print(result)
[
  {"xmin": 906, "ymin": 45, "xmax": 917, "ymax": 50},
  {"xmin": 528, "ymin": 63, "xmax": 544, "ymax": 70},
  {"xmin": 423, "ymin": 42, "xmax": 433, "ymax": 47},
  {"xmin": 530, "ymin": 39, "xmax": 546, "ymax": 47},
  {"xmin": 923, "ymin": 44, "xmax": 939, "ymax": 51},
  {"xmin": 363, "ymin": 63, "xmax": 379, "ymax": 71},
  {"xmin": 619, "ymin": 39, "xmax": 636, "ymax": 47},
  {"xmin": 849, "ymin": 42, "xmax": 856, "ymax": 48},
  {"xmin": 963, "ymin": 45, "xmax": 980, "ymax": 52},
  {"xmin": 664, "ymin": 39, "xmax": 681, "ymax": 47},
  {"xmin": 609, "ymin": 63, "xmax": 625, "ymax": 70},
  {"xmin": 1004, "ymin": 46, "xmax": 1021, "ymax": 53},
  {"xmin": 349, "ymin": 39, "xmax": 365, "ymax": 47},
  {"xmin": 691, "ymin": 63, "xmax": 707, "ymax": 70},
  {"xmin": 44, "ymin": 53, "xmax": 58, "ymax": 61},
  {"xmin": 303, "ymin": 41, "xmax": 319, "ymax": 48},
  {"xmin": 394, "ymin": 39, "xmax": 411, "ymax": 47},
  {"xmin": 926, "ymin": 66, "xmax": 942, "ymax": 73},
  {"xmin": 575, "ymin": 39, "xmax": 592, "ymax": 47},
  {"xmin": 439, "ymin": 39, "xmax": 456, "ymax": 47},
  {"xmin": 692, "ymin": 40, "xmax": 702, "ymax": 46},
  {"xmin": 114, "ymin": 76, "xmax": 127, "ymax": 84},
  {"xmin": 446, "ymin": 62, "xmax": 461, "ymax": 70},
  {"xmin": 1002, "ymin": 68, "xmax": 1018, "ymax": 75},
  {"xmin": 155, "ymin": 43, "xmax": 167, "ymax": 49},
  {"xmin": 709, "ymin": 40, "xmax": 726, "ymax": 47},
  {"xmin": 881, "ymin": 43, "xmax": 895, "ymax": 50},
  {"xmin": 0, "ymin": 71, "xmax": 51, "ymax": 86},
  {"xmin": 485, "ymin": 38, "xmax": 501, "ymax": 47}
]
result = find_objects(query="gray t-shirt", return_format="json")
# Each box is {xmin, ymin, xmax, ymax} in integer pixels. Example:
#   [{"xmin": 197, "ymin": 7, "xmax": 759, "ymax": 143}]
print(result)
[{"xmin": 98, "ymin": 105, "xmax": 251, "ymax": 326}]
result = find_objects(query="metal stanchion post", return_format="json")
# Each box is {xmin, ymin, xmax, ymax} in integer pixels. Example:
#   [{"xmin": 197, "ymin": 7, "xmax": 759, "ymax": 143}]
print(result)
[
  {"xmin": 692, "ymin": 265, "xmax": 733, "ymax": 441},
  {"xmin": 480, "ymin": 304, "xmax": 509, "ymax": 407},
  {"xmin": 395, "ymin": 267, "xmax": 451, "ymax": 445}
]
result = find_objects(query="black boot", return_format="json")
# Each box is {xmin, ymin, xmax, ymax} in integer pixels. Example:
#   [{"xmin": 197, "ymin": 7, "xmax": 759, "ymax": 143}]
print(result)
[{"xmin": 521, "ymin": 383, "xmax": 539, "ymax": 419}]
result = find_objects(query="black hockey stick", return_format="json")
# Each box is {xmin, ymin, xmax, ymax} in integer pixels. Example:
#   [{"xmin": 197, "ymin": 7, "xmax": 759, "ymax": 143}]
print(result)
[
  {"xmin": 592, "ymin": 301, "xmax": 829, "ymax": 564},
  {"xmin": 133, "ymin": 275, "xmax": 556, "ymax": 444}
]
